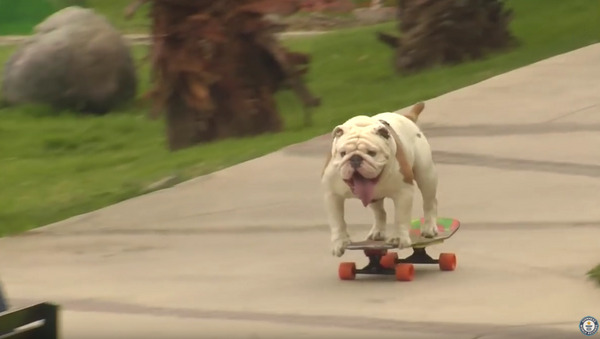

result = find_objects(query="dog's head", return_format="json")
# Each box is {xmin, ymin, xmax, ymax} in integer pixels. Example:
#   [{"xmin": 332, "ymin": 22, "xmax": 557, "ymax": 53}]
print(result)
[{"xmin": 324, "ymin": 116, "xmax": 413, "ymax": 206}]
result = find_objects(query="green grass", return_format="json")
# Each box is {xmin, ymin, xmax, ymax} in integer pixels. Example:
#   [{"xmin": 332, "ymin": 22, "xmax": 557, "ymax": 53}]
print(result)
[
  {"xmin": 589, "ymin": 264, "xmax": 600, "ymax": 286},
  {"xmin": 0, "ymin": 0, "xmax": 58, "ymax": 35},
  {"xmin": 0, "ymin": 0, "xmax": 148, "ymax": 35},
  {"xmin": 85, "ymin": 0, "xmax": 150, "ymax": 34},
  {"xmin": 0, "ymin": 0, "xmax": 599, "ymax": 236},
  {"xmin": 0, "ymin": 0, "xmax": 394, "ymax": 35}
]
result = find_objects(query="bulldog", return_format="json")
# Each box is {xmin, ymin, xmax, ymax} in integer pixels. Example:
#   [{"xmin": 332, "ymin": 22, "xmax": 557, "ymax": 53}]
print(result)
[{"xmin": 321, "ymin": 102, "xmax": 439, "ymax": 257}]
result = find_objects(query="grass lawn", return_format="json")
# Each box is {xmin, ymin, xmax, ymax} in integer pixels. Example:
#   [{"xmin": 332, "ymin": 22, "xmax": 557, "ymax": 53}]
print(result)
[
  {"xmin": 0, "ymin": 0, "xmax": 57, "ymax": 35},
  {"xmin": 0, "ymin": 0, "xmax": 391, "ymax": 34},
  {"xmin": 84, "ymin": 0, "xmax": 150, "ymax": 34},
  {"xmin": 0, "ymin": 0, "xmax": 149, "ymax": 35},
  {"xmin": 0, "ymin": 0, "xmax": 599, "ymax": 236}
]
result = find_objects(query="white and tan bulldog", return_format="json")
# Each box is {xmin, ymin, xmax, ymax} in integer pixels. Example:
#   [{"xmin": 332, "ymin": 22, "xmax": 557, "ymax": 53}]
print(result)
[{"xmin": 321, "ymin": 102, "xmax": 439, "ymax": 257}]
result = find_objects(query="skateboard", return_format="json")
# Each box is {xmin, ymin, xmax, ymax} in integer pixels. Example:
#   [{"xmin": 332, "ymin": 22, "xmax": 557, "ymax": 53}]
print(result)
[{"xmin": 338, "ymin": 217, "xmax": 460, "ymax": 282}]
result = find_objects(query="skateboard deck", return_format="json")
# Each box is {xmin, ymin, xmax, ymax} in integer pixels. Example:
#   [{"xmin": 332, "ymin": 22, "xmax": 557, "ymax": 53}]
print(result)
[
  {"xmin": 338, "ymin": 218, "xmax": 460, "ymax": 282},
  {"xmin": 346, "ymin": 217, "xmax": 461, "ymax": 250}
]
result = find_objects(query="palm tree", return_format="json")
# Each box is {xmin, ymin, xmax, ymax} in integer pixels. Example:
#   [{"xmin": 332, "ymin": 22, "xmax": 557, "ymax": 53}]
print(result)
[
  {"xmin": 126, "ymin": 0, "xmax": 320, "ymax": 151},
  {"xmin": 378, "ymin": 0, "xmax": 516, "ymax": 73}
]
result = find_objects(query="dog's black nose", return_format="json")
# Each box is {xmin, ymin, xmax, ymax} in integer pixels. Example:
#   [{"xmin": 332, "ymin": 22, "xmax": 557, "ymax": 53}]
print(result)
[{"xmin": 350, "ymin": 154, "xmax": 363, "ymax": 169}]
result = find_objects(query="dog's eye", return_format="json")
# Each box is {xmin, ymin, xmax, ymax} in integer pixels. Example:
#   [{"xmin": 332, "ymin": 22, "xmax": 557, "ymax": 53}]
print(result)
[
  {"xmin": 367, "ymin": 151, "xmax": 377, "ymax": 157},
  {"xmin": 340, "ymin": 151, "xmax": 346, "ymax": 157}
]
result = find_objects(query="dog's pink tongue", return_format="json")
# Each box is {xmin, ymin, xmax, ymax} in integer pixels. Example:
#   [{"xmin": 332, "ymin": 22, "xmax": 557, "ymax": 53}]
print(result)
[{"xmin": 353, "ymin": 176, "xmax": 375, "ymax": 207}]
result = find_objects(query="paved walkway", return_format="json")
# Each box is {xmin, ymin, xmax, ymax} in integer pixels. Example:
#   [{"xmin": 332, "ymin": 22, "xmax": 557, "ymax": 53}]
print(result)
[
  {"xmin": 1, "ymin": 44, "xmax": 600, "ymax": 338},
  {"xmin": 0, "ymin": 31, "xmax": 328, "ymax": 46}
]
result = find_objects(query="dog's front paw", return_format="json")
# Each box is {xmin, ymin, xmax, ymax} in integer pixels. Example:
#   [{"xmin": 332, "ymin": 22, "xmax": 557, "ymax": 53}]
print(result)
[
  {"xmin": 385, "ymin": 235, "xmax": 412, "ymax": 249},
  {"xmin": 331, "ymin": 237, "xmax": 352, "ymax": 257},
  {"xmin": 421, "ymin": 223, "xmax": 438, "ymax": 239},
  {"xmin": 366, "ymin": 228, "xmax": 386, "ymax": 241}
]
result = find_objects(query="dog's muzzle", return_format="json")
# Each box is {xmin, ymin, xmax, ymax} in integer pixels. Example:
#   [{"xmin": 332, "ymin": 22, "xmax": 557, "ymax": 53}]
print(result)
[{"xmin": 349, "ymin": 154, "xmax": 363, "ymax": 169}]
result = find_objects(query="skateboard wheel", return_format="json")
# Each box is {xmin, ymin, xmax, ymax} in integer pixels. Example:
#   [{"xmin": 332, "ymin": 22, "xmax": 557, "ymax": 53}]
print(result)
[
  {"xmin": 364, "ymin": 249, "xmax": 387, "ymax": 257},
  {"xmin": 338, "ymin": 262, "xmax": 357, "ymax": 280},
  {"xmin": 395, "ymin": 264, "xmax": 414, "ymax": 282},
  {"xmin": 439, "ymin": 253, "xmax": 457, "ymax": 271},
  {"xmin": 380, "ymin": 252, "xmax": 398, "ymax": 269}
]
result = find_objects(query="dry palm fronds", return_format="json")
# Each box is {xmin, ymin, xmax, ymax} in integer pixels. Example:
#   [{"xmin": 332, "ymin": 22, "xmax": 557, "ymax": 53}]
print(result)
[{"xmin": 127, "ymin": 0, "xmax": 320, "ymax": 151}]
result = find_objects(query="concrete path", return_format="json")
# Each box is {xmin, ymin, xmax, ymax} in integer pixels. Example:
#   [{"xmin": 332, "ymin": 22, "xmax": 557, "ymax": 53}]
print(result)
[
  {"xmin": 0, "ymin": 31, "xmax": 328, "ymax": 46},
  {"xmin": 1, "ymin": 44, "xmax": 600, "ymax": 338}
]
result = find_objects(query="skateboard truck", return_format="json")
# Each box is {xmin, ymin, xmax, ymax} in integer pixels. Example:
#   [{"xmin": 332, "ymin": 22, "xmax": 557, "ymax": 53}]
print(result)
[{"xmin": 399, "ymin": 247, "xmax": 439, "ymax": 264}]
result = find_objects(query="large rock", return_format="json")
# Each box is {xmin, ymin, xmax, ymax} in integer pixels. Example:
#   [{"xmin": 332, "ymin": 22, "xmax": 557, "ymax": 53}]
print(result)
[{"xmin": 1, "ymin": 7, "xmax": 137, "ymax": 114}]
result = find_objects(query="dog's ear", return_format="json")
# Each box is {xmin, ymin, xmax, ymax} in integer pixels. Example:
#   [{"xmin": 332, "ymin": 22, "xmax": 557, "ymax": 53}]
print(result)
[
  {"xmin": 331, "ymin": 125, "xmax": 344, "ymax": 139},
  {"xmin": 402, "ymin": 102, "xmax": 425, "ymax": 123},
  {"xmin": 375, "ymin": 126, "xmax": 390, "ymax": 139},
  {"xmin": 323, "ymin": 126, "xmax": 344, "ymax": 178},
  {"xmin": 383, "ymin": 124, "xmax": 414, "ymax": 184}
]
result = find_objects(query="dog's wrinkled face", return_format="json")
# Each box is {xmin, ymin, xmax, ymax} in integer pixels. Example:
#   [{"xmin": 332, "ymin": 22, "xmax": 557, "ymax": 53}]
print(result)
[{"xmin": 330, "ymin": 116, "xmax": 394, "ymax": 206}]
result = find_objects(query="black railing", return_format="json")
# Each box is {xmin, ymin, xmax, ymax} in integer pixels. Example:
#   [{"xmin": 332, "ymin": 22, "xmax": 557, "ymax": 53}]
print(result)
[{"xmin": 0, "ymin": 303, "xmax": 60, "ymax": 339}]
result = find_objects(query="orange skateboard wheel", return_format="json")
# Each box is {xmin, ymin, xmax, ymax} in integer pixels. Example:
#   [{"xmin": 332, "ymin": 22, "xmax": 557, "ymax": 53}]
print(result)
[
  {"xmin": 438, "ymin": 253, "xmax": 457, "ymax": 271},
  {"xmin": 338, "ymin": 262, "xmax": 357, "ymax": 280},
  {"xmin": 380, "ymin": 252, "xmax": 398, "ymax": 269},
  {"xmin": 395, "ymin": 263, "xmax": 415, "ymax": 281},
  {"xmin": 364, "ymin": 249, "xmax": 387, "ymax": 257}
]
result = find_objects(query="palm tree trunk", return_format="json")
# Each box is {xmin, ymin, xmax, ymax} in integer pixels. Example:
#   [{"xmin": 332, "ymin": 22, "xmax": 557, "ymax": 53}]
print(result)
[{"xmin": 128, "ymin": 0, "xmax": 319, "ymax": 151}]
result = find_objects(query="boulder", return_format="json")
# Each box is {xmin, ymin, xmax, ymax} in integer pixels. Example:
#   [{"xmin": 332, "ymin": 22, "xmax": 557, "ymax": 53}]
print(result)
[{"xmin": 1, "ymin": 7, "xmax": 137, "ymax": 114}]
